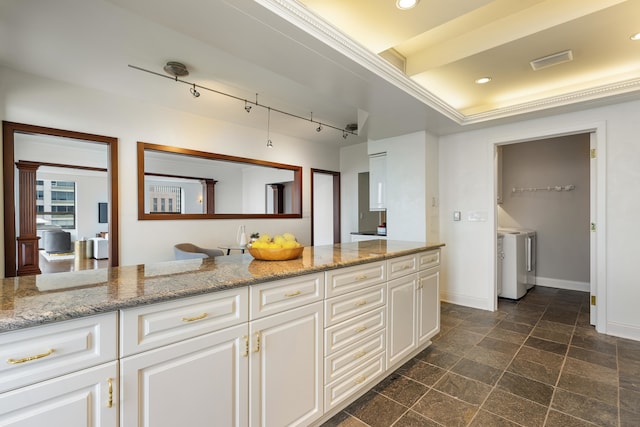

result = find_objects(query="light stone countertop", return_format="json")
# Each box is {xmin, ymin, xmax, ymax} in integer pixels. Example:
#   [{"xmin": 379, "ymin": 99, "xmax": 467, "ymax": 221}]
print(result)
[{"xmin": 0, "ymin": 240, "xmax": 443, "ymax": 333}]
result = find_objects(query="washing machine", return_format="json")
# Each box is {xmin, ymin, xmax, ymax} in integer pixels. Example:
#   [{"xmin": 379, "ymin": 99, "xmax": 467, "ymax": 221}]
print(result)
[{"xmin": 498, "ymin": 228, "xmax": 536, "ymax": 299}]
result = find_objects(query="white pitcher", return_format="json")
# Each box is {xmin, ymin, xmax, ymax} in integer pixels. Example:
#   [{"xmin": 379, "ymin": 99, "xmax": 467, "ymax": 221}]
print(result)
[{"xmin": 237, "ymin": 225, "xmax": 248, "ymax": 248}]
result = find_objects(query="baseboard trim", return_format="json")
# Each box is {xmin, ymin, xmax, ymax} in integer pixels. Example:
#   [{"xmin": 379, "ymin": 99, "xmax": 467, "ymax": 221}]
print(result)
[
  {"xmin": 535, "ymin": 277, "xmax": 589, "ymax": 292},
  {"xmin": 441, "ymin": 291, "xmax": 491, "ymax": 311},
  {"xmin": 606, "ymin": 321, "xmax": 640, "ymax": 341}
]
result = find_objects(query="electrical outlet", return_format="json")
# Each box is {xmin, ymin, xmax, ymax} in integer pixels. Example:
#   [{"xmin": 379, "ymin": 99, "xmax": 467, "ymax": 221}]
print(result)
[{"xmin": 453, "ymin": 211, "xmax": 461, "ymax": 221}]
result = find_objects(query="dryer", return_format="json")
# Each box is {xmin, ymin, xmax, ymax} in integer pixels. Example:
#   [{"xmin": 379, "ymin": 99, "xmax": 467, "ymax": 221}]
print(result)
[{"xmin": 498, "ymin": 228, "xmax": 536, "ymax": 299}]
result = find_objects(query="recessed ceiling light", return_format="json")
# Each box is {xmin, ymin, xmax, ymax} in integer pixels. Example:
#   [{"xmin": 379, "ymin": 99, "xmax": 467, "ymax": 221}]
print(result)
[
  {"xmin": 396, "ymin": 0, "xmax": 419, "ymax": 10},
  {"xmin": 475, "ymin": 77, "xmax": 492, "ymax": 84},
  {"xmin": 631, "ymin": 32, "xmax": 640, "ymax": 41}
]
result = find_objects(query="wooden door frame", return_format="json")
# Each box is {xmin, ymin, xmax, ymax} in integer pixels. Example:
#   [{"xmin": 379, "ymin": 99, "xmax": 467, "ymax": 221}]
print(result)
[
  {"xmin": 310, "ymin": 168, "xmax": 340, "ymax": 245},
  {"xmin": 3, "ymin": 121, "xmax": 119, "ymax": 277}
]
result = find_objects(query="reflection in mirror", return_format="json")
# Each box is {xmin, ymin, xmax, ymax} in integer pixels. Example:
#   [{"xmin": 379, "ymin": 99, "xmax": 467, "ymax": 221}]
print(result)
[{"xmin": 138, "ymin": 142, "xmax": 302, "ymax": 219}]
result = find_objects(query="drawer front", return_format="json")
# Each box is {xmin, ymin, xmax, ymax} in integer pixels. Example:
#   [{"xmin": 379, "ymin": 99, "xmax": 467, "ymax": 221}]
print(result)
[
  {"xmin": 324, "ymin": 329, "xmax": 385, "ymax": 384},
  {"xmin": 324, "ymin": 307, "xmax": 385, "ymax": 356},
  {"xmin": 418, "ymin": 250, "xmax": 440, "ymax": 271},
  {"xmin": 325, "ymin": 262, "xmax": 385, "ymax": 298},
  {"xmin": 0, "ymin": 312, "xmax": 117, "ymax": 393},
  {"xmin": 250, "ymin": 273, "xmax": 323, "ymax": 320},
  {"xmin": 387, "ymin": 254, "xmax": 418, "ymax": 280},
  {"xmin": 324, "ymin": 351, "xmax": 386, "ymax": 411},
  {"xmin": 120, "ymin": 288, "xmax": 248, "ymax": 357},
  {"xmin": 324, "ymin": 283, "xmax": 385, "ymax": 327}
]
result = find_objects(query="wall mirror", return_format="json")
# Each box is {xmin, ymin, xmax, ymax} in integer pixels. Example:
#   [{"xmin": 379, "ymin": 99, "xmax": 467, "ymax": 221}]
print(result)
[{"xmin": 138, "ymin": 142, "xmax": 302, "ymax": 220}]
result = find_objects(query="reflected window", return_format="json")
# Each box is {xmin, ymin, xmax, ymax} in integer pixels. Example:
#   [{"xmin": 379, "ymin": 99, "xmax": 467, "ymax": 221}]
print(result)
[{"xmin": 36, "ymin": 179, "xmax": 76, "ymax": 229}]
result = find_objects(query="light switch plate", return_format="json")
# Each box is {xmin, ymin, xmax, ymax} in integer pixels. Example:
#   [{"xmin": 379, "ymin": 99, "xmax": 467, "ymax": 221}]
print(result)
[{"xmin": 453, "ymin": 211, "xmax": 461, "ymax": 221}]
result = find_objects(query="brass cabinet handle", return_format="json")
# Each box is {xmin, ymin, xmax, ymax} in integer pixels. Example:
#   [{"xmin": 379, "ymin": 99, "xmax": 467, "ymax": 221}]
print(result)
[
  {"xmin": 353, "ymin": 350, "xmax": 367, "ymax": 359},
  {"xmin": 355, "ymin": 275, "xmax": 368, "ymax": 281},
  {"xmin": 354, "ymin": 326, "xmax": 367, "ymax": 333},
  {"xmin": 7, "ymin": 348, "xmax": 54, "ymax": 364},
  {"xmin": 181, "ymin": 313, "xmax": 208, "ymax": 322},
  {"xmin": 284, "ymin": 290, "xmax": 301, "ymax": 297},
  {"xmin": 354, "ymin": 375, "xmax": 367, "ymax": 385},
  {"xmin": 354, "ymin": 300, "xmax": 367, "ymax": 307},
  {"xmin": 107, "ymin": 377, "xmax": 113, "ymax": 408},
  {"xmin": 401, "ymin": 264, "xmax": 411, "ymax": 270},
  {"xmin": 253, "ymin": 332, "xmax": 261, "ymax": 353},
  {"xmin": 242, "ymin": 335, "xmax": 249, "ymax": 357}
]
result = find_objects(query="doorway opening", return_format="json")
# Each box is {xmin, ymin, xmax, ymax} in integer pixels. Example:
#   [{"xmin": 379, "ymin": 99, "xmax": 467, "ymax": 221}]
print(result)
[{"xmin": 311, "ymin": 169, "xmax": 340, "ymax": 246}]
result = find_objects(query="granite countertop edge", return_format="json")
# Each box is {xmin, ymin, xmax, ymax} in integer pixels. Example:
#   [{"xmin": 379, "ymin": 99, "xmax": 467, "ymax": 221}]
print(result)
[{"xmin": 1, "ymin": 242, "xmax": 444, "ymax": 333}]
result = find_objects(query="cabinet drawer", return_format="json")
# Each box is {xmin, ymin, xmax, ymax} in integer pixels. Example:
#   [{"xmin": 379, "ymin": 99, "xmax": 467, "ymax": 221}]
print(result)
[
  {"xmin": 325, "ymin": 262, "xmax": 385, "ymax": 298},
  {"xmin": 387, "ymin": 254, "xmax": 418, "ymax": 280},
  {"xmin": 325, "ymin": 307, "xmax": 385, "ymax": 356},
  {"xmin": 250, "ymin": 273, "xmax": 323, "ymax": 320},
  {"xmin": 324, "ymin": 329, "xmax": 385, "ymax": 384},
  {"xmin": 0, "ymin": 312, "xmax": 117, "ymax": 393},
  {"xmin": 120, "ymin": 288, "xmax": 248, "ymax": 357},
  {"xmin": 324, "ymin": 351, "xmax": 386, "ymax": 411},
  {"xmin": 418, "ymin": 250, "xmax": 440, "ymax": 270},
  {"xmin": 324, "ymin": 283, "xmax": 385, "ymax": 327}
]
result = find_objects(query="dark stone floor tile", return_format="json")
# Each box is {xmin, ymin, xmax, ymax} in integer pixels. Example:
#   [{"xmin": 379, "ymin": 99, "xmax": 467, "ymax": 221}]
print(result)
[
  {"xmin": 618, "ymin": 338, "xmax": 640, "ymax": 362},
  {"xmin": 469, "ymin": 410, "xmax": 520, "ymax": 426},
  {"xmin": 620, "ymin": 386, "xmax": 640, "ymax": 414},
  {"xmin": 458, "ymin": 319, "xmax": 497, "ymax": 335},
  {"xmin": 321, "ymin": 411, "xmax": 368, "ymax": 427},
  {"xmin": 508, "ymin": 313, "xmax": 542, "ymax": 326},
  {"xmin": 562, "ymin": 357, "xmax": 618, "ymax": 387},
  {"xmin": 395, "ymin": 359, "xmax": 446, "ymax": 387},
  {"xmin": 487, "ymin": 326, "xmax": 528, "ymax": 345},
  {"xmin": 477, "ymin": 336, "xmax": 521, "ymax": 357},
  {"xmin": 412, "ymin": 389, "xmax": 479, "ymax": 427},
  {"xmin": 434, "ymin": 328, "xmax": 485, "ymax": 355},
  {"xmin": 545, "ymin": 410, "xmax": 600, "ymax": 427},
  {"xmin": 464, "ymin": 345, "xmax": 514, "ymax": 370},
  {"xmin": 433, "ymin": 372, "xmax": 492, "ymax": 405},
  {"xmin": 531, "ymin": 326, "xmax": 571, "ymax": 345},
  {"xmin": 516, "ymin": 345, "xmax": 565, "ymax": 369},
  {"xmin": 570, "ymin": 330, "xmax": 617, "ymax": 355},
  {"xmin": 621, "ymin": 408, "xmax": 640, "ymax": 427},
  {"xmin": 497, "ymin": 371, "xmax": 554, "ymax": 406},
  {"xmin": 524, "ymin": 336, "xmax": 568, "ymax": 355},
  {"xmin": 557, "ymin": 371, "xmax": 618, "ymax": 406},
  {"xmin": 413, "ymin": 345, "xmax": 461, "ymax": 370},
  {"xmin": 508, "ymin": 356, "xmax": 561, "ymax": 385},
  {"xmin": 373, "ymin": 372, "xmax": 428, "ymax": 407},
  {"xmin": 451, "ymin": 358, "xmax": 503, "ymax": 386},
  {"xmin": 392, "ymin": 410, "xmax": 440, "ymax": 427},
  {"xmin": 344, "ymin": 390, "xmax": 407, "ymax": 427},
  {"xmin": 496, "ymin": 319, "xmax": 535, "ymax": 335},
  {"xmin": 551, "ymin": 388, "xmax": 618, "ymax": 427},
  {"xmin": 481, "ymin": 389, "xmax": 548, "ymax": 427},
  {"xmin": 567, "ymin": 345, "xmax": 617, "ymax": 370},
  {"xmin": 541, "ymin": 310, "xmax": 577, "ymax": 326},
  {"xmin": 576, "ymin": 311, "xmax": 591, "ymax": 327},
  {"xmin": 536, "ymin": 319, "xmax": 575, "ymax": 335}
]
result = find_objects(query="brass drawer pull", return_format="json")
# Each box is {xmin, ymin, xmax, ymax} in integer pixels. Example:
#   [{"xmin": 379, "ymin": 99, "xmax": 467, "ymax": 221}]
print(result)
[
  {"xmin": 182, "ymin": 313, "xmax": 208, "ymax": 322},
  {"xmin": 7, "ymin": 348, "xmax": 54, "ymax": 364},
  {"xmin": 107, "ymin": 377, "xmax": 113, "ymax": 408},
  {"xmin": 354, "ymin": 326, "xmax": 367, "ymax": 333},
  {"xmin": 354, "ymin": 300, "xmax": 368, "ymax": 307},
  {"xmin": 400, "ymin": 264, "xmax": 411, "ymax": 270},
  {"xmin": 354, "ymin": 375, "xmax": 367, "ymax": 384},
  {"xmin": 355, "ymin": 275, "xmax": 368, "ymax": 281},
  {"xmin": 284, "ymin": 290, "xmax": 301, "ymax": 297},
  {"xmin": 253, "ymin": 332, "xmax": 261, "ymax": 353},
  {"xmin": 353, "ymin": 350, "xmax": 367, "ymax": 359}
]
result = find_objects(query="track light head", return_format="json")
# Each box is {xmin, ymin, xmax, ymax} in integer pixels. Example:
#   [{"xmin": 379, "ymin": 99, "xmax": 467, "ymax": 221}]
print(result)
[
  {"xmin": 316, "ymin": 124, "xmax": 322, "ymax": 132},
  {"xmin": 244, "ymin": 101, "xmax": 252, "ymax": 113},
  {"xmin": 342, "ymin": 131, "xmax": 348, "ymax": 139},
  {"xmin": 190, "ymin": 84, "xmax": 200, "ymax": 98},
  {"xmin": 266, "ymin": 139, "xmax": 273, "ymax": 148}
]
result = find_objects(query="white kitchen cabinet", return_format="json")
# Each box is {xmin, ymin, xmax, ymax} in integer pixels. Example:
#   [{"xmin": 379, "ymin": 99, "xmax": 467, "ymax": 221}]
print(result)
[
  {"xmin": 120, "ymin": 323, "xmax": 248, "ymax": 427},
  {"xmin": 386, "ymin": 274, "xmax": 418, "ymax": 367},
  {"xmin": 368, "ymin": 152, "xmax": 386, "ymax": 211},
  {"xmin": 249, "ymin": 301, "xmax": 323, "ymax": 427},
  {"xmin": 417, "ymin": 267, "xmax": 440, "ymax": 344},
  {"xmin": 0, "ymin": 361, "xmax": 118, "ymax": 427}
]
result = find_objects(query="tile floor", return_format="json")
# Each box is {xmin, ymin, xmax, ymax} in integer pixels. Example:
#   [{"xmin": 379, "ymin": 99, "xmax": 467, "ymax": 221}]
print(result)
[{"xmin": 322, "ymin": 286, "xmax": 640, "ymax": 427}]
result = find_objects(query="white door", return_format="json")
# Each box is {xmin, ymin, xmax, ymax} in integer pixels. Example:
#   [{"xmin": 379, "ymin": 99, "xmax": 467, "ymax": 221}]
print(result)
[
  {"xmin": 121, "ymin": 324, "xmax": 248, "ymax": 427},
  {"xmin": 249, "ymin": 302, "xmax": 323, "ymax": 427},
  {"xmin": 386, "ymin": 275, "xmax": 417, "ymax": 368},
  {"xmin": 589, "ymin": 132, "xmax": 597, "ymax": 326},
  {"xmin": 0, "ymin": 362, "xmax": 118, "ymax": 427},
  {"xmin": 417, "ymin": 268, "xmax": 440, "ymax": 345}
]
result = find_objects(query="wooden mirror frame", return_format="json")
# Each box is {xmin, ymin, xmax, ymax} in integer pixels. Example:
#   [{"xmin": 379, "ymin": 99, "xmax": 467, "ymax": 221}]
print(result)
[
  {"xmin": 138, "ymin": 142, "xmax": 303, "ymax": 220},
  {"xmin": 2, "ymin": 121, "xmax": 119, "ymax": 277}
]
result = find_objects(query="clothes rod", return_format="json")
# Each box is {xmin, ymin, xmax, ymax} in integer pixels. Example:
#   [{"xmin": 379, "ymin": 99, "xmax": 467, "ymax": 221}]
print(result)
[{"xmin": 512, "ymin": 185, "xmax": 575, "ymax": 193}]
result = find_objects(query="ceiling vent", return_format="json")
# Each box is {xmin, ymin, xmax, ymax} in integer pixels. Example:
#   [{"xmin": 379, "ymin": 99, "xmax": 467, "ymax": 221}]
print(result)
[{"xmin": 530, "ymin": 50, "xmax": 573, "ymax": 71}]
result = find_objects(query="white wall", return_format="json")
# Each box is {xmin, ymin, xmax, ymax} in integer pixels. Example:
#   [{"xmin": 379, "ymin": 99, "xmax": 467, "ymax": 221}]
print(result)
[
  {"xmin": 0, "ymin": 66, "xmax": 340, "ymax": 268},
  {"xmin": 339, "ymin": 142, "xmax": 369, "ymax": 243},
  {"xmin": 439, "ymin": 99, "xmax": 640, "ymax": 340}
]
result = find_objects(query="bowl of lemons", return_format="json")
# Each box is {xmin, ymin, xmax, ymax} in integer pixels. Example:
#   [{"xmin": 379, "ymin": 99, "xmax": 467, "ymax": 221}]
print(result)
[{"xmin": 247, "ymin": 233, "xmax": 304, "ymax": 261}]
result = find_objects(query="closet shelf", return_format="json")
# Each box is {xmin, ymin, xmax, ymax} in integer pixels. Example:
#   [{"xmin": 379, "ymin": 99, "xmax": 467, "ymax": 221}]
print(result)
[{"xmin": 511, "ymin": 185, "xmax": 575, "ymax": 193}]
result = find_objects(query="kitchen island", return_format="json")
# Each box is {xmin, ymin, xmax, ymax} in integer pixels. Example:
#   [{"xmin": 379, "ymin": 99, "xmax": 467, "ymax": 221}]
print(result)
[{"xmin": 1, "ymin": 240, "xmax": 443, "ymax": 427}]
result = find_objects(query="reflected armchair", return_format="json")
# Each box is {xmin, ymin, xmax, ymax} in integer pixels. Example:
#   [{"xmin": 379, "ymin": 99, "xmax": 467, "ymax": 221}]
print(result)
[{"xmin": 174, "ymin": 243, "xmax": 224, "ymax": 260}]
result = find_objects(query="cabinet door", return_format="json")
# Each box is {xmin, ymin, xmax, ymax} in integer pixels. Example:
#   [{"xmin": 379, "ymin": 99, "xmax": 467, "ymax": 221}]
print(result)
[
  {"xmin": 121, "ymin": 324, "xmax": 248, "ymax": 427},
  {"xmin": 417, "ymin": 268, "xmax": 440, "ymax": 345},
  {"xmin": 249, "ymin": 302, "xmax": 323, "ymax": 427},
  {"xmin": 369, "ymin": 153, "xmax": 386, "ymax": 211},
  {"xmin": 0, "ymin": 361, "xmax": 117, "ymax": 427},
  {"xmin": 386, "ymin": 275, "xmax": 417, "ymax": 368}
]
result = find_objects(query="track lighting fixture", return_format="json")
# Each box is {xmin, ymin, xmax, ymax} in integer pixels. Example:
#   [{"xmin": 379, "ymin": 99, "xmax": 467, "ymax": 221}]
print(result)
[
  {"xmin": 266, "ymin": 107, "xmax": 273, "ymax": 148},
  {"xmin": 190, "ymin": 84, "xmax": 200, "ymax": 98},
  {"xmin": 129, "ymin": 63, "xmax": 359, "ymax": 141}
]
